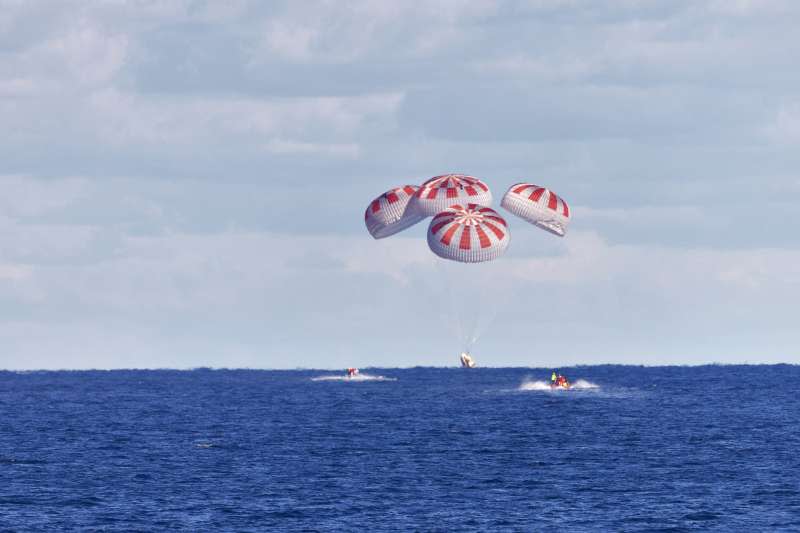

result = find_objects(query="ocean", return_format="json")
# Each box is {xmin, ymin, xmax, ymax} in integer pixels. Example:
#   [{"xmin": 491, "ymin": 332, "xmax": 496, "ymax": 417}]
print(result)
[{"xmin": 1, "ymin": 365, "xmax": 798, "ymax": 531}]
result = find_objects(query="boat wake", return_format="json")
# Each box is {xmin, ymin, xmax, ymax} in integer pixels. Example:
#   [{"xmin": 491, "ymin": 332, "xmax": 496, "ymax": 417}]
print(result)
[
  {"xmin": 311, "ymin": 373, "xmax": 396, "ymax": 382},
  {"xmin": 518, "ymin": 378, "xmax": 599, "ymax": 391}
]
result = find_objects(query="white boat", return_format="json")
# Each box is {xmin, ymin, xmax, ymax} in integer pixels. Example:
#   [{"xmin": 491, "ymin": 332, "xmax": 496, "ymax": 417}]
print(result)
[{"xmin": 460, "ymin": 353, "xmax": 476, "ymax": 368}]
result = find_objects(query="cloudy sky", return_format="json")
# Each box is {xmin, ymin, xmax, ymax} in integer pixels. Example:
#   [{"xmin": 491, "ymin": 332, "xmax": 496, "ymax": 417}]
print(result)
[{"xmin": 2, "ymin": 0, "xmax": 799, "ymax": 369}]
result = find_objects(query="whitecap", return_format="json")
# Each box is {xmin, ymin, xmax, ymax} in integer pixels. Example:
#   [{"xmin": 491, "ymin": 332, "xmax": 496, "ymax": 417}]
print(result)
[
  {"xmin": 517, "ymin": 378, "xmax": 599, "ymax": 391},
  {"xmin": 311, "ymin": 373, "xmax": 396, "ymax": 382}
]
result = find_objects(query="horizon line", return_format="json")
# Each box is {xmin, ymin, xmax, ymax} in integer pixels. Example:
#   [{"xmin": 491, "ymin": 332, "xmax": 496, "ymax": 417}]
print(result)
[{"xmin": 2, "ymin": 362, "xmax": 798, "ymax": 372}]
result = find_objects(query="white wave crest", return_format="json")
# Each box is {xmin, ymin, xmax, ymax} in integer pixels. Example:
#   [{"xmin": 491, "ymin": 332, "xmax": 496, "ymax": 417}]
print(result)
[
  {"xmin": 517, "ymin": 380, "xmax": 553, "ymax": 391},
  {"xmin": 311, "ymin": 373, "xmax": 396, "ymax": 382},
  {"xmin": 571, "ymin": 379, "xmax": 599, "ymax": 389},
  {"xmin": 517, "ymin": 378, "xmax": 599, "ymax": 391}
]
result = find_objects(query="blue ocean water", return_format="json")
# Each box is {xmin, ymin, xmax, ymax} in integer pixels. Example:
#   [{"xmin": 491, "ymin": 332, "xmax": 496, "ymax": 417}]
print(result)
[{"xmin": 1, "ymin": 365, "xmax": 799, "ymax": 531}]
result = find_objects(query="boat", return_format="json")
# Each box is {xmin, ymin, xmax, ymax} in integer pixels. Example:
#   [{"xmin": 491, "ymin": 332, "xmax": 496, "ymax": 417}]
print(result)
[{"xmin": 460, "ymin": 353, "xmax": 476, "ymax": 368}]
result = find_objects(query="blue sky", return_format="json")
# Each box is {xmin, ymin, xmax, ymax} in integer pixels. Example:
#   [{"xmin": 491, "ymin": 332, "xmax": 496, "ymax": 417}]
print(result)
[{"xmin": 2, "ymin": 0, "xmax": 799, "ymax": 369}]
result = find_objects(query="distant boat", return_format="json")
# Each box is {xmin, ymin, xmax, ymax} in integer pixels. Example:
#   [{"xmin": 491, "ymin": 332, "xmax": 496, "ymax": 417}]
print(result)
[{"xmin": 460, "ymin": 353, "xmax": 476, "ymax": 368}]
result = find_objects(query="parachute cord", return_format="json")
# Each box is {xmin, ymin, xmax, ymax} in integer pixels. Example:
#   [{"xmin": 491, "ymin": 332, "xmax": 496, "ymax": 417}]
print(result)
[
  {"xmin": 465, "ymin": 261, "xmax": 503, "ymax": 356},
  {"xmin": 443, "ymin": 260, "xmax": 466, "ymax": 350},
  {"xmin": 433, "ymin": 258, "xmax": 464, "ymax": 350},
  {"xmin": 431, "ymin": 257, "xmax": 504, "ymax": 359}
]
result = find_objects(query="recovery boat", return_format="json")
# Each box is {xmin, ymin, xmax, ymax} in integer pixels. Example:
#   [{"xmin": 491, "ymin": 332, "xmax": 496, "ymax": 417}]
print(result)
[{"xmin": 550, "ymin": 373, "xmax": 571, "ymax": 389}]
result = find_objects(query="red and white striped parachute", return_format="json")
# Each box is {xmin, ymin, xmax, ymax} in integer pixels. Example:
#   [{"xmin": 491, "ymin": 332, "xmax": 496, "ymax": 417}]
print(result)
[
  {"xmin": 411, "ymin": 174, "xmax": 492, "ymax": 217},
  {"xmin": 427, "ymin": 204, "xmax": 510, "ymax": 263},
  {"xmin": 364, "ymin": 185, "xmax": 425, "ymax": 239},
  {"xmin": 500, "ymin": 183, "xmax": 570, "ymax": 237}
]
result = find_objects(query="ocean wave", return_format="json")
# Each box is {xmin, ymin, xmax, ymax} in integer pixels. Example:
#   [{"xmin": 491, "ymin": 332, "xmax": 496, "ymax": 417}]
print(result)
[
  {"xmin": 311, "ymin": 373, "xmax": 396, "ymax": 382},
  {"xmin": 518, "ymin": 378, "xmax": 599, "ymax": 391}
]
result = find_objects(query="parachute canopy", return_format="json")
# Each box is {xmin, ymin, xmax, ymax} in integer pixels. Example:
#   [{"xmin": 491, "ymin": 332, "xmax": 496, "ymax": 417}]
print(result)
[
  {"xmin": 364, "ymin": 185, "xmax": 425, "ymax": 239},
  {"xmin": 411, "ymin": 174, "xmax": 492, "ymax": 217},
  {"xmin": 427, "ymin": 204, "xmax": 510, "ymax": 263},
  {"xmin": 500, "ymin": 183, "xmax": 570, "ymax": 237}
]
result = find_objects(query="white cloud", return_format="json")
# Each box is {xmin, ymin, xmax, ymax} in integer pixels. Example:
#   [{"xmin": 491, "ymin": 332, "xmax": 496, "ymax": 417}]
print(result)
[
  {"xmin": 261, "ymin": 20, "xmax": 318, "ymax": 62},
  {"xmin": 503, "ymin": 230, "xmax": 800, "ymax": 291},
  {"xmin": 0, "ymin": 175, "xmax": 89, "ymax": 216},
  {"xmin": 707, "ymin": 0, "xmax": 798, "ymax": 16},
  {"xmin": 1, "ymin": 86, "xmax": 403, "ymax": 156},
  {"xmin": 264, "ymin": 139, "xmax": 361, "ymax": 158},
  {"xmin": 1, "ymin": 16, "xmax": 129, "ymax": 91},
  {"xmin": 2, "ymin": 221, "xmax": 799, "ymax": 368},
  {"xmin": 0, "ymin": 78, "xmax": 36, "ymax": 97},
  {"xmin": 250, "ymin": 0, "xmax": 498, "ymax": 64},
  {"xmin": 0, "ymin": 263, "xmax": 31, "ymax": 281},
  {"xmin": 471, "ymin": 55, "xmax": 598, "ymax": 83},
  {"xmin": 42, "ymin": 22, "xmax": 129, "ymax": 86},
  {"xmin": 764, "ymin": 102, "xmax": 800, "ymax": 145},
  {"xmin": 339, "ymin": 235, "xmax": 432, "ymax": 284}
]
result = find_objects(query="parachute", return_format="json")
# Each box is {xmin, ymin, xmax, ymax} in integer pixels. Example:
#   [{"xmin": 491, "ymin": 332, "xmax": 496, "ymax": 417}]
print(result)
[
  {"xmin": 427, "ymin": 204, "xmax": 509, "ymax": 263},
  {"xmin": 363, "ymin": 173, "xmax": 571, "ymax": 363},
  {"xmin": 364, "ymin": 185, "xmax": 425, "ymax": 239},
  {"xmin": 410, "ymin": 174, "xmax": 492, "ymax": 217},
  {"xmin": 500, "ymin": 183, "xmax": 570, "ymax": 237}
]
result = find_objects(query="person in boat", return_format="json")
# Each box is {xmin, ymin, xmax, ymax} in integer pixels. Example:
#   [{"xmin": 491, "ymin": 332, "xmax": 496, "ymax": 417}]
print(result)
[
  {"xmin": 551, "ymin": 371, "xmax": 557, "ymax": 384},
  {"xmin": 347, "ymin": 367, "xmax": 358, "ymax": 377}
]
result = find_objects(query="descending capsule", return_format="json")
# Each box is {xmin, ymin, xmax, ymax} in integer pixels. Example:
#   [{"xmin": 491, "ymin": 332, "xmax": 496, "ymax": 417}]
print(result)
[
  {"xmin": 411, "ymin": 174, "xmax": 492, "ymax": 218},
  {"xmin": 500, "ymin": 183, "xmax": 570, "ymax": 237},
  {"xmin": 364, "ymin": 185, "xmax": 425, "ymax": 239},
  {"xmin": 427, "ymin": 204, "xmax": 510, "ymax": 263}
]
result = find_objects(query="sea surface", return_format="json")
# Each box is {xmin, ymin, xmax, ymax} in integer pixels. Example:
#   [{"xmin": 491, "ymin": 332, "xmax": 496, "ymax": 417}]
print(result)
[{"xmin": 1, "ymin": 365, "xmax": 799, "ymax": 531}]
